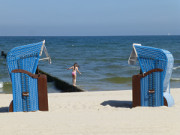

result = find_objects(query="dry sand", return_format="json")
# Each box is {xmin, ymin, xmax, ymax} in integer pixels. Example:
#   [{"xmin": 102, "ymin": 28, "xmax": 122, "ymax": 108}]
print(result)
[{"xmin": 0, "ymin": 89, "xmax": 180, "ymax": 135}]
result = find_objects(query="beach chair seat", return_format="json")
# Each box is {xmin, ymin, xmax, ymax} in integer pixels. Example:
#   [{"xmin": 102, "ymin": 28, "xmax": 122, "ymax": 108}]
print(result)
[
  {"xmin": 129, "ymin": 43, "xmax": 174, "ymax": 107},
  {"xmin": 7, "ymin": 40, "xmax": 51, "ymax": 112}
]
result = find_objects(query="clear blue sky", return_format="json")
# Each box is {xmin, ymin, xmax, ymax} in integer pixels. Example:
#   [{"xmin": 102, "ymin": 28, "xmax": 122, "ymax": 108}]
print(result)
[{"xmin": 0, "ymin": 0, "xmax": 179, "ymax": 36}]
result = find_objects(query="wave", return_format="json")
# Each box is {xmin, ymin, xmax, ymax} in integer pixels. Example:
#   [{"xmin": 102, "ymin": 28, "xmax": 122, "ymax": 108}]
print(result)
[
  {"xmin": 0, "ymin": 82, "xmax": 12, "ymax": 94},
  {"xmin": 173, "ymin": 66, "xmax": 180, "ymax": 70},
  {"xmin": 101, "ymin": 77, "xmax": 180, "ymax": 84},
  {"xmin": 171, "ymin": 78, "xmax": 180, "ymax": 81},
  {"xmin": 101, "ymin": 77, "xmax": 132, "ymax": 84}
]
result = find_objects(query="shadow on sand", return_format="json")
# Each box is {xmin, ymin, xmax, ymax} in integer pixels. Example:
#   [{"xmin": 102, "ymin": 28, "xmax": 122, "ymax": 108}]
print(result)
[
  {"xmin": 0, "ymin": 107, "xmax": 9, "ymax": 113},
  {"xmin": 101, "ymin": 100, "xmax": 132, "ymax": 108}
]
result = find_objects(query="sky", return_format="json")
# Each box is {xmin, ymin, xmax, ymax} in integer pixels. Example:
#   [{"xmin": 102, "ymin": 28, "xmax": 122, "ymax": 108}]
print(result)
[{"xmin": 0, "ymin": 0, "xmax": 180, "ymax": 36}]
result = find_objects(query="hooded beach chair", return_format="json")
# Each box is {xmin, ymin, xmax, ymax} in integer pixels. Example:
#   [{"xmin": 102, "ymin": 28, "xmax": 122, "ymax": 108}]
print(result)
[
  {"xmin": 7, "ymin": 40, "xmax": 51, "ymax": 112},
  {"xmin": 128, "ymin": 43, "xmax": 174, "ymax": 107}
]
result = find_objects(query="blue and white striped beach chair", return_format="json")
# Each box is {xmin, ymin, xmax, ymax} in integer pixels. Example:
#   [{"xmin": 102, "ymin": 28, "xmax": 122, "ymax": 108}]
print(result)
[
  {"xmin": 7, "ymin": 40, "xmax": 51, "ymax": 112},
  {"xmin": 129, "ymin": 43, "xmax": 174, "ymax": 107}
]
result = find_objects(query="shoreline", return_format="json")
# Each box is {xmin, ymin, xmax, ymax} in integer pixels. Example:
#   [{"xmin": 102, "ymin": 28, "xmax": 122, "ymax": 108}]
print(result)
[{"xmin": 0, "ymin": 88, "xmax": 180, "ymax": 135}]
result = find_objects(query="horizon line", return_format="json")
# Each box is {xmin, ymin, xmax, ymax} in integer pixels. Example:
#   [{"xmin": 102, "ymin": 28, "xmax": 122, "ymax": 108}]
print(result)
[{"xmin": 0, "ymin": 34, "xmax": 180, "ymax": 37}]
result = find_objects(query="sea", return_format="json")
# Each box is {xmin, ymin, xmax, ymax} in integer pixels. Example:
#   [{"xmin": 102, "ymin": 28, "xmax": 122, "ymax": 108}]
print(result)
[{"xmin": 0, "ymin": 36, "xmax": 180, "ymax": 93}]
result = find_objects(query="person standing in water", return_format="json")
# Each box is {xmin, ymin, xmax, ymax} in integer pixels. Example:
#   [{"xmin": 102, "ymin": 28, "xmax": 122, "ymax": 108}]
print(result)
[{"xmin": 67, "ymin": 63, "xmax": 81, "ymax": 86}]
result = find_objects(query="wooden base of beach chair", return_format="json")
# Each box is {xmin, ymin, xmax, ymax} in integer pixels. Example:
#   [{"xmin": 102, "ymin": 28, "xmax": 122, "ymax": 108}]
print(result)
[
  {"xmin": 9, "ymin": 100, "xmax": 13, "ymax": 112},
  {"xmin": 132, "ymin": 74, "xmax": 141, "ymax": 107},
  {"xmin": 8, "ymin": 75, "xmax": 49, "ymax": 112},
  {"xmin": 9, "ymin": 69, "xmax": 49, "ymax": 112},
  {"xmin": 132, "ymin": 68, "xmax": 164, "ymax": 107},
  {"xmin": 38, "ymin": 74, "xmax": 49, "ymax": 111},
  {"xmin": 164, "ymin": 98, "xmax": 168, "ymax": 106}
]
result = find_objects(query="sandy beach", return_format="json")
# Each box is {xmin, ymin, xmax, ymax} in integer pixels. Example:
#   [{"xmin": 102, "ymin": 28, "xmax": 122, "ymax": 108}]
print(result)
[{"xmin": 0, "ymin": 89, "xmax": 180, "ymax": 135}]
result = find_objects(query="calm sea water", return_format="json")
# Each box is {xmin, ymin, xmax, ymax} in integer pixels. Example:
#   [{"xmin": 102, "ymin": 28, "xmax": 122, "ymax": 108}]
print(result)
[{"xmin": 0, "ymin": 36, "xmax": 180, "ymax": 92}]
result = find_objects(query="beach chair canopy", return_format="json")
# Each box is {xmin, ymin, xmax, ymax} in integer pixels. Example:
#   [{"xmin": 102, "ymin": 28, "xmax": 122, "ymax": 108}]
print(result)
[{"xmin": 7, "ymin": 40, "xmax": 51, "ymax": 76}]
